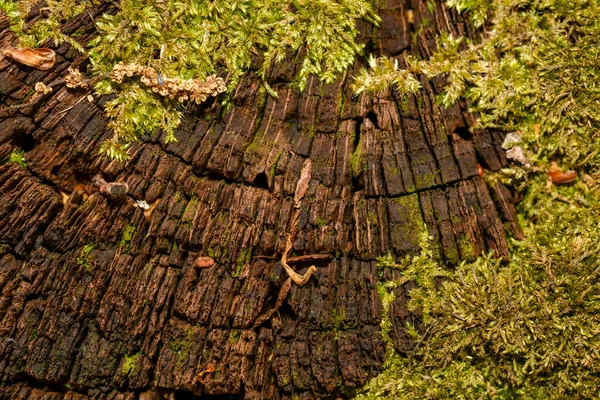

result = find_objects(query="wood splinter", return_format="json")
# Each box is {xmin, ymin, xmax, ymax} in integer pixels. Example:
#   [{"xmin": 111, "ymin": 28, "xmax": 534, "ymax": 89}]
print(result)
[{"xmin": 281, "ymin": 234, "xmax": 316, "ymax": 286}]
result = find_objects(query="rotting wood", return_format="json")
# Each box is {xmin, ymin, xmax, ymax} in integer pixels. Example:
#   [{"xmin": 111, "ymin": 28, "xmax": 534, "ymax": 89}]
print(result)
[{"xmin": 0, "ymin": 0, "xmax": 522, "ymax": 398}]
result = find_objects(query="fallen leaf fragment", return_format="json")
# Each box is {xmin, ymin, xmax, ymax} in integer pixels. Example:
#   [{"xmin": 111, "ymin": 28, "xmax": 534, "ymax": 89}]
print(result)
[
  {"xmin": 502, "ymin": 131, "xmax": 531, "ymax": 167},
  {"xmin": 194, "ymin": 256, "xmax": 215, "ymax": 269},
  {"xmin": 196, "ymin": 363, "xmax": 216, "ymax": 382},
  {"xmin": 60, "ymin": 191, "xmax": 70, "ymax": 206},
  {"xmin": 476, "ymin": 163, "xmax": 484, "ymax": 177},
  {"xmin": 293, "ymin": 159, "xmax": 312, "ymax": 208},
  {"xmin": 548, "ymin": 162, "xmax": 577, "ymax": 184},
  {"xmin": 134, "ymin": 200, "xmax": 150, "ymax": 210},
  {"xmin": 2, "ymin": 47, "xmax": 55, "ymax": 70}
]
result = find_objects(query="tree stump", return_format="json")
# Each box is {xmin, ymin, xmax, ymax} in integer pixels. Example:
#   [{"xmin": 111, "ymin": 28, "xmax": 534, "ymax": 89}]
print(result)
[{"xmin": 0, "ymin": 0, "xmax": 522, "ymax": 398}]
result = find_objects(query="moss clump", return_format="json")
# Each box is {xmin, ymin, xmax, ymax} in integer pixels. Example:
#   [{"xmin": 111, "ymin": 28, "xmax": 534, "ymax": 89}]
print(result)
[
  {"xmin": 7, "ymin": 149, "xmax": 27, "ymax": 166},
  {"xmin": 350, "ymin": 140, "xmax": 365, "ymax": 179},
  {"xmin": 361, "ymin": 179, "xmax": 600, "ymax": 398},
  {"xmin": 75, "ymin": 243, "xmax": 95, "ymax": 271},
  {"xmin": 2, "ymin": 0, "xmax": 379, "ymax": 161},
  {"xmin": 355, "ymin": 0, "xmax": 600, "ymax": 170},
  {"xmin": 121, "ymin": 353, "xmax": 140, "ymax": 375},
  {"xmin": 233, "ymin": 248, "xmax": 251, "ymax": 278},
  {"xmin": 356, "ymin": 0, "xmax": 600, "ymax": 397},
  {"xmin": 0, "ymin": 0, "xmax": 92, "ymax": 50},
  {"xmin": 170, "ymin": 326, "xmax": 195, "ymax": 367},
  {"xmin": 119, "ymin": 224, "xmax": 136, "ymax": 253}
]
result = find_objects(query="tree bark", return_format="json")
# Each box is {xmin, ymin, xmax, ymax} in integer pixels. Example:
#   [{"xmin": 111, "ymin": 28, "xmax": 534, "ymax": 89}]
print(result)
[{"xmin": 0, "ymin": 0, "xmax": 521, "ymax": 399}]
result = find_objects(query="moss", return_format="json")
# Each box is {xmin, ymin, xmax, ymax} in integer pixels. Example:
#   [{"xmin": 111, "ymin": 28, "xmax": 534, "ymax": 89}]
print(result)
[
  {"xmin": 270, "ymin": 150, "xmax": 283, "ymax": 180},
  {"xmin": 7, "ymin": 150, "xmax": 27, "ymax": 167},
  {"xmin": 229, "ymin": 330, "xmax": 240, "ymax": 345},
  {"xmin": 181, "ymin": 196, "xmax": 199, "ymax": 223},
  {"xmin": 20, "ymin": 87, "xmax": 36, "ymax": 104},
  {"xmin": 331, "ymin": 307, "xmax": 357, "ymax": 331},
  {"xmin": 456, "ymin": 236, "xmax": 476, "ymax": 261},
  {"xmin": 121, "ymin": 353, "xmax": 140, "ymax": 375},
  {"xmin": 350, "ymin": 141, "xmax": 365, "ymax": 178},
  {"xmin": 170, "ymin": 326, "xmax": 195, "ymax": 367},
  {"xmin": 315, "ymin": 216, "xmax": 327, "ymax": 228},
  {"xmin": 360, "ymin": 172, "xmax": 600, "ymax": 398},
  {"xmin": 367, "ymin": 212, "xmax": 378, "ymax": 225},
  {"xmin": 27, "ymin": 328, "xmax": 38, "ymax": 342},
  {"xmin": 233, "ymin": 248, "xmax": 251, "ymax": 278},
  {"xmin": 5, "ymin": 0, "xmax": 380, "ymax": 160},
  {"xmin": 75, "ymin": 243, "xmax": 95, "ymax": 271},
  {"xmin": 119, "ymin": 224, "xmax": 136, "ymax": 253}
]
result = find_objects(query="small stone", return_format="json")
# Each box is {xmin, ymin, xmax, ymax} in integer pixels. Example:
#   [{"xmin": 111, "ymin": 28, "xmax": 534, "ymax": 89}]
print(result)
[
  {"xmin": 194, "ymin": 256, "xmax": 215, "ymax": 269},
  {"xmin": 100, "ymin": 182, "xmax": 129, "ymax": 199}
]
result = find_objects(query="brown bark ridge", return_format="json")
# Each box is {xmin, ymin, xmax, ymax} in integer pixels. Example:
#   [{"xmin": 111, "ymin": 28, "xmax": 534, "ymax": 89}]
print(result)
[{"xmin": 0, "ymin": 0, "xmax": 522, "ymax": 399}]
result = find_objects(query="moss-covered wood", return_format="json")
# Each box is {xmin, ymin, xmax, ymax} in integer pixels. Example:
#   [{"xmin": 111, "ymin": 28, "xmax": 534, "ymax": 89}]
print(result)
[{"xmin": 0, "ymin": 0, "xmax": 524, "ymax": 398}]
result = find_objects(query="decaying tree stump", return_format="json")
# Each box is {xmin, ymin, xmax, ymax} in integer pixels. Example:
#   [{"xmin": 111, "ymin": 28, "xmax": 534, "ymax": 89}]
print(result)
[{"xmin": 0, "ymin": 0, "xmax": 522, "ymax": 399}]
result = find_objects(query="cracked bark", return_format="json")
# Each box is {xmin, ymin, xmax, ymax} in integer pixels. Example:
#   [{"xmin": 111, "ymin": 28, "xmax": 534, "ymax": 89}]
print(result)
[{"xmin": 0, "ymin": 0, "xmax": 522, "ymax": 399}]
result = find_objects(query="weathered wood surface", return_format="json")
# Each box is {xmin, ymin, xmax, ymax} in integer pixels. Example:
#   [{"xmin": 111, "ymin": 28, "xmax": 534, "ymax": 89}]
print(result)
[{"xmin": 0, "ymin": 0, "xmax": 521, "ymax": 398}]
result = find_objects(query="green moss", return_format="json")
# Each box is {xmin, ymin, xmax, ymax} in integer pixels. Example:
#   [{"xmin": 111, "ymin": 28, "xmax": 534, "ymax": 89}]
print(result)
[
  {"xmin": 350, "ymin": 141, "xmax": 365, "ymax": 178},
  {"xmin": 170, "ymin": 326, "xmax": 195, "ymax": 367},
  {"xmin": 357, "ymin": 0, "xmax": 600, "ymax": 170},
  {"xmin": 75, "ymin": 243, "xmax": 95, "ymax": 271},
  {"xmin": 7, "ymin": 150, "xmax": 27, "ymax": 167},
  {"xmin": 121, "ymin": 353, "xmax": 140, "ymax": 375},
  {"xmin": 367, "ymin": 212, "xmax": 378, "ymax": 225},
  {"xmin": 270, "ymin": 150, "xmax": 283, "ymax": 180},
  {"xmin": 456, "ymin": 236, "xmax": 476, "ymax": 261},
  {"xmin": 21, "ymin": 87, "xmax": 36, "ymax": 104},
  {"xmin": 120, "ymin": 224, "xmax": 136, "ymax": 253},
  {"xmin": 360, "ymin": 176, "xmax": 600, "ymax": 398},
  {"xmin": 229, "ymin": 330, "xmax": 240, "ymax": 345},
  {"xmin": 182, "ymin": 196, "xmax": 199, "ymax": 220},
  {"xmin": 233, "ymin": 248, "xmax": 251, "ymax": 278},
  {"xmin": 3, "ymin": 0, "xmax": 380, "ymax": 161}
]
